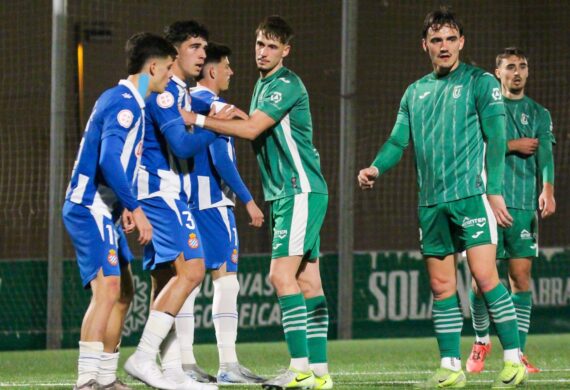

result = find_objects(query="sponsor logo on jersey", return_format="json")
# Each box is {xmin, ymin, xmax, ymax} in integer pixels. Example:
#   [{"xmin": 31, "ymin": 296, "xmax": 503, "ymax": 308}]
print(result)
[
  {"xmin": 107, "ymin": 249, "xmax": 118, "ymax": 266},
  {"xmin": 274, "ymin": 229, "xmax": 288, "ymax": 239},
  {"xmin": 462, "ymin": 216, "xmax": 487, "ymax": 228},
  {"xmin": 157, "ymin": 91, "xmax": 175, "ymax": 108},
  {"xmin": 521, "ymin": 113, "xmax": 529, "ymax": 125},
  {"xmin": 453, "ymin": 85, "xmax": 462, "ymax": 99},
  {"xmin": 492, "ymin": 88, "xmax": 501, "ymax": 101},
  {"xmin": 188, "ymin": 233, "xmax": 200, "ymax": 249},
  {"xmin": 117, "ymin": 109, "xmax": 134, "ymax": 128},
  {"xmin": 231, "ymin": 249, "xmax": 239, "ymax": 263},
  {"xmin": 520, "ymin": 229, "xmax": 532, "ymax": 240},
  {"xmin": 269, "ymin": 91, "xmax": 282, "ymax": 104},
  {"xmin": 419, "ymin": 91, "xmax": 431, "ymax": 100}
]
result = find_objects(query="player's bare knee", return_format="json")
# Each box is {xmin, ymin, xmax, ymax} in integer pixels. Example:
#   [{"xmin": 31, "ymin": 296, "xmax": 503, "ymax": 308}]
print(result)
[
  {"xmin": 510, "ymin": 273, "xmax": 530, "ymax": 292},
  {"xmin": 429, "ymin": 277, "xmax": 455, "ymax": 300},
  {"xmin": 269, "ymin": 270, "xmax": 294, "ymax": 292},
  {"xmin": 298, "ymin": 278, "xmax": 322, "ymax": 297}
]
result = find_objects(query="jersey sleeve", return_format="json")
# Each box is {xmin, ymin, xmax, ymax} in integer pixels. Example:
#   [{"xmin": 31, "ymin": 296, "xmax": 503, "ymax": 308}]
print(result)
[
  {"xmin": 536, "ymin": 108, "xmax": 556, "ymax": 144},
  {"xmin": 255, "ymin": 77, "xmax": 301, "ymax": 122},
  {"xmin": 148, "ymin": 88, "xmax": 185, "ymax": 133},
  {"xmin": 209, "ymin": 137, "xmax": 253, "ymax": 204},
  {"xmin": 101, "ymin": 97, "xmax": 138, "ymax": 141},
  {"xmin": 395, "ymin": 86, "xmax": 412, "ymax": 127},
  {"xmin": 190, "ymin": 94, "xmax": 212, "ymax": 116},
  {"xmin": 474, "ymin": 73, "xmax": 505, "ymax": 119}
]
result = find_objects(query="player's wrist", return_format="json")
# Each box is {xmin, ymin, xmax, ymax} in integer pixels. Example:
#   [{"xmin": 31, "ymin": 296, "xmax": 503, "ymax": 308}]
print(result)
[
  {"xmin": 369, "ymin": 166, "xmax": 380, "ymax": 177},
  {"xmin": 195, "ymin": 114, "xmax": 206, "ymax": 127}
]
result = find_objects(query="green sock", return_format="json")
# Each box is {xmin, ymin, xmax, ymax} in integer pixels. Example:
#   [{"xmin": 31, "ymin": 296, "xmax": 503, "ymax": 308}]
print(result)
[
  {"xmin": 305, "ymin": 295, "xmax": 329, "ymax": 364},
  {"xmin": 511, "ymin": 291, "xmax": 532, "ymax": 352},
  {"xmin": 432, "ymin": 294, "xmax": 463, "ymax": 358},
  {"xmin": 469, "ymin": 289, "xmax": 490, "ymax": 338},
  {"xmin": 483, "ymin": 283, "xmax": 520, "ymax": 350},
  {"xmin": 278, "ymin": 293, "xmax": 309, "ymax": 359}
]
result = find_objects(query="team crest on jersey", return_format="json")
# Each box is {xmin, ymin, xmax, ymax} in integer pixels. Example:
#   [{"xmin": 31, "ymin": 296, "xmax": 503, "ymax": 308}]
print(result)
[
  {"xmin": 492, "ymin": 88, "xmax": 501, "ymax": 101},
  {"xmin": 269, "ymin": 91, "xmax": 282, "ymax": 104},
  {"xmin": 117, "ymin": 109, "xmax": 134, "ymax": 128},
  {"xmin": 231, "ymin": 249, "xmax": 239, "ymax": 264},
  {"xmin": 188, "ymin": 233, "xmax": 199, "ymax": 249},
  {"xmin": 452, "ymin": 85, "xmax": 462, "ymax": 99},
  {"xmin": 521, "ymin": 113, "xmax": 529, "ymax": 125},
  {"xmin": 107, "ymin": 249, "xmax": 118, "ymax": 266},
  {"xmin": 157, "ymin": 91, "xmax": 175, "ymax": 108}
]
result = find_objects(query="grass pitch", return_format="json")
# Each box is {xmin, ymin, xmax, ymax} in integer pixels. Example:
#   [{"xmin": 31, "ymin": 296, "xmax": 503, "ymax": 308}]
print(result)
[{"xmin": 1, "ymin": 334, "xmax": 569, "ymax": 389}]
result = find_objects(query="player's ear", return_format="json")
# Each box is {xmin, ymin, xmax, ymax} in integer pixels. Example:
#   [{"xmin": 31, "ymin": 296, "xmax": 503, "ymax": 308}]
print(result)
[
  {"xmin": 458, "ymin": 35, "xmax": 465, "ymax": 51},
  {"xmin": 282, "ymin": 44, "xmax": 291, "ymax": 59},
  {"xmin": 209, "ymin": 65, "xmax": 216, "ymax": 80},
  {"xmin": 422, "ymin": 39, "xmax": 427, "ymax": 52},
  {"xmin": 495, "ymin": 67, "xmax": 501, "ymax": 79},
  {"xmin": 147, "ymin": 60, "xmax": 157, "ymax": 77}
]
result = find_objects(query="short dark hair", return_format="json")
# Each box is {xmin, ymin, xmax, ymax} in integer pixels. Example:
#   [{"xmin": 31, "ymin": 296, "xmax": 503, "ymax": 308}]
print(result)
[
  {"xmin": 256, "ymin": 15, "xmax": 294, "ymax": 44},
  {"xmin": 422, "ymin": 6, "xmax": 463, "ymax": 39},
  {"xmin": 496, "ymin": 47, "xmax": 527, "ymax": 67},
  {"xmin": 164, "ymin": 20, "xmax": 209, "ymax": 46},
  {"xmin": 196, "ymin": 42, "xmax": 232, "ymax": 81},
  {"xmin": 125, "ymin": 32, "xmax": 177, "ymax": 75}
]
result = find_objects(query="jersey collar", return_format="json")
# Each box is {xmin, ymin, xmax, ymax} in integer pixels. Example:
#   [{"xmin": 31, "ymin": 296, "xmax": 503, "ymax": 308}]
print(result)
[
  {"xmin": 260, "ymin": 66, "xmax": 287, "ymax": 83},
  {"xmin": 118, "ymin": 79, "xmax": 145, "ymax": 108},
  {"xmin": 171, "ymin": 74, "xmax": 187, "ymax": 88},
  {"xmin": 191, "ymin": 84, "xmax": 218, "ymax": 97}
]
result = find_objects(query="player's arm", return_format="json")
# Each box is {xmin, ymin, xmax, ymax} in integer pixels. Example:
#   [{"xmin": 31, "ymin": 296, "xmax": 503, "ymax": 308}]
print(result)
[
  {"xmin": 537, "ymin": 109, "xmax": 556, "ymax": 218},
  {"xmin": 161, "ymin": 116, "xmax": 217, "ymax": 158},
  {"xmin": 358, "ymin": 89, "xmax": 410, "ymax": 190},
  {"xmin": 209, "ymin": 137, "xmax": 264, "ymax": 227},
  {"xmin": 475, "ymin": 73, "xmax": 512, "ymax": 227}
]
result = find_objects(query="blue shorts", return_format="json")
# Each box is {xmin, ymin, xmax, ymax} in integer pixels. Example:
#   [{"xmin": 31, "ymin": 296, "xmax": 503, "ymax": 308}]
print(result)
[
  {"xmin": 193, "ymin": 206, "xmax": 239, "ymax": 272},
  {"xmin": 115, "ymin": 222, "xmax": 134, "ymax": 266},
  {"xmin": 62, "ymin": 201, "xmax": 121, "ymax": 288},
  {"xmin": 141, "ymin": 197, "xmax": 205, "ymax": 270}
]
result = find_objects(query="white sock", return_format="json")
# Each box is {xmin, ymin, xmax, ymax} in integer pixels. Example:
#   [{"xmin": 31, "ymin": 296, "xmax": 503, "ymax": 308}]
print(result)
[
  {"xmin": 77, "ymin": 341, "xmax": 104, "ymax": 386},
  {"xmin": 160, "ymin": 329, "xmax": 186, "ymax": 383},
  {"xmin": 441, "ymin": 357, "xmax": 461, "ymax": 372},
  {"xmin": 176, "ymin": 285, "xmax": 200, "ymax": 365},
  {"xmin": 213, "ymin": 275, "xmax": 240, "ymax": 364},
  {"xmin": 476, "ymin": 334, "xmax": 491, "ymax": 345},
  {"xmin": 97, "ymin": 352, "xmax": 119, "ymax": 386},
  {"xmin": 135, "ymin": 310, "xmax": 175, "ymax": 361},
  {"xmin": 310, "ymin": 363, "xmax": 329, "ymax": 377},
  {"xmin": 504, "ymin": 348, "xmax": 521, "ymax": 364},
  {"xmin": 290, "ymin": 357, "xmax": 310, "ymax": 372}
]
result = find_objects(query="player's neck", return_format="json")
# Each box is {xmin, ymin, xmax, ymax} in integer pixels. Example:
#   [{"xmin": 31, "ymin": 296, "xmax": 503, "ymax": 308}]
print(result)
[
  {"xmin": 433, "ymin": 60, "xmax": 460, "ymax": 78},
  {"xmin": 260, "ymin": 62, "xmax": 284, "ymax": 79},
  {"xmin": 502, "ymin": 86, "xmax": 525, "ymax": 100},
  {"xmin": 197, "ymin": 81, "xmax": 220, "ymax": 96},
  {"xmin": 127, "ymin": 73, "xmax": 150, "ymax": 98}
]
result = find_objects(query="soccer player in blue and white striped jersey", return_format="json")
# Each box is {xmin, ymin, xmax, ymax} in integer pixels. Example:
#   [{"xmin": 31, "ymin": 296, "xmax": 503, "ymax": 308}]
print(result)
[
  {"xmin": 63, "ymin": 32, "xmax": 176, "ymax": 390},
  {"xmin": 174, "ymin": 42, "xmax": 265, "ymax": 385}
]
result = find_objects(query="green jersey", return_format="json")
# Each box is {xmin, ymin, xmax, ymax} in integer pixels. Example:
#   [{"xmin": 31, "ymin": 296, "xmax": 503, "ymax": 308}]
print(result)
[
  {"xmin": 503, "ymin": 96, "xmax": 555, "ymax": 210},
  {"xmin": 397, "ymin": 62, "xmax": 505, "ymax": 206},
  {"xmin": 250, "ymin": 66, "xmax": 328, "ymax": 201}
]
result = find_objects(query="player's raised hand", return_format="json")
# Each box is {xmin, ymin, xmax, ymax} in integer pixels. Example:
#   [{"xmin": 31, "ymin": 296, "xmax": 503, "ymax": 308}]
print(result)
[
  {"xmin": 487, "ymin": 194, "xmax": 514, "ymax": 228},
  {"xmin": 121, "ymin": 209, "xmax": 136, "ymax": 233},
  {"xmin": 539, "ymin": 183, "xmax": 556, "ymax": 219},
  {"xmin": 245, "ymin": 200, "xmax": 264, "ymax": 228},
  {"xmin": 358, "ymin": 166, "xmax": 379, "ymax": 190},
  {"xmin": 508, "ymin": 138, "xmax": 538, "ymax": 155},
  {"xmin": 131, "ymin": 207, "xmax": 153, "ymax": 245}
]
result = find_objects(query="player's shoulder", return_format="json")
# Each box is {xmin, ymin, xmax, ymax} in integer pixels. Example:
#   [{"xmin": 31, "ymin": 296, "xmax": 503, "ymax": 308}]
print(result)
[
  {"xmin": 465, "ymin": 64, "xmax": 497, "ymax": 83},
  {"xmin": 99, "ymin": 84, "xmax": 141, "ymax": 113},
  {"xmin": 190, "ymin": 86, "xmax": 216, "ymax": 113},
  {"xmin": 524, "ymin": 95, "xmax": 549, "ymax": 114},
  {"xmin": 274, "ymin": 67, "xmax": 305, "ymax": 89},
  {"xmin": 147, "ymin": 79, "xmax": 178, "ymax": 110}
]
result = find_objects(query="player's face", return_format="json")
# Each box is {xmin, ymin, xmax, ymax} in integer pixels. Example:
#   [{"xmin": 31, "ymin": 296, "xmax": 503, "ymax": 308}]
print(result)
[
  {"xmin": 149, "ymin": 56, "xmax": 174, "ymax": 93},
  {"xmin": 214, "ymin": 56, "xmax": 234, "ymax": 92},
  {"xmin": 496, "ymin": 55, "xmax": 528, "ymax": 95},
  {"xmin": 176, "ymin": 36, "xmax": 207, "ymax": 79},
  {"xmin": 422, "ymin": 24, "xmax": 464, "ymax": 75},
  {"xmin": 255, "ymin": 32, "xmax": 290, "ymax": 77}
]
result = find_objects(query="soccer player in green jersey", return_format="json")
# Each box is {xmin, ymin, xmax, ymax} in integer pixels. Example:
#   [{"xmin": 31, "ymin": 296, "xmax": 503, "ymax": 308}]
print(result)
[
  {"xmin": 180, "ymin": 15, "xmax": 331, "ymax": 390},
  {"xmin": 466, "ymin": 47, "xmax": 556, "ymax": 375},
  {"xmin": 358, "ymin": 8, "xmax": 527, "ymax": 388}
]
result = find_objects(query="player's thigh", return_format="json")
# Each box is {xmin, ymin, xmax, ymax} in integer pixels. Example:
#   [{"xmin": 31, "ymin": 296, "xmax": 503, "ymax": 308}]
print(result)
[
  {"xmin": 418, "ymin": 203, "xmax": 457, "ymax": 257},
  {"xmin": 140, "ymin": 197, "xmax": 205, "ymax": 270},
  {"xmin": 449, "ymin": 195, "xmax": 498, "ymax": 251},
  {"xmin": 194, "ymin": 206, "xmax": 239, "ymax": 273},
  {"xmin": 503, "ymin": 209, "xmax": 539, "ymax": 259},
  {"xmin": 62, "ymin": 201, "xmax": 121, "ymax": 288},
  {"xmin": 270, "ymin": 193, "xmax": 328, "ymax": 260},
  {"xmin": 425, "ymin": 254, "xmax": 457, "ymax": 299}
]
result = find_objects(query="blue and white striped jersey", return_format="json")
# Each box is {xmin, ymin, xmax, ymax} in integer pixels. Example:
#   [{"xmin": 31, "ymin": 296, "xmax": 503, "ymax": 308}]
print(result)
[
  {"xmin": 189, "ymin": 85, "xmax": 253, "ymax": 210},
  {"xmin": 65, "ymin": 79, "xmax": 145, "ymax": 217},
  {"xmin": 136, "ymin": 76, "xmax": 193, "ymax": 203}
]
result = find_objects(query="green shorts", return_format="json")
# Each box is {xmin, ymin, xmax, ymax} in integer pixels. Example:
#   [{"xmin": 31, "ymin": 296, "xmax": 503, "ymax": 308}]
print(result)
[
  {"xmin": 269, "ymin": 193, "xmax": 328, "ymax": 261},
  {"xmin": 418, "ymin": 195, "xmax": 497, "ymax": 257},
  {"xmin": 497, "ymin": 208, "xmax": 538, "ymax": 259}
]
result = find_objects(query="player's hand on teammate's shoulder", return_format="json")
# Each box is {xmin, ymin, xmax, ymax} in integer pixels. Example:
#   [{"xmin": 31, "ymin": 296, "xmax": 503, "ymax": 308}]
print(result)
[
  {"xmin": 209, "ymin": 103, "xmax": 249, "ymax": 120},
  {"xmin": 508, "ymin": 137, "xmax": 538, "ymax": 155},
  {"xmin": 131, "ymin": 206, "xmax": 153, "ymax": 245},
  {"xmin": 245, "ymin": 200, "xmax": 264, "ymax": 228},
  {"xmin": 486, "ymin": 194, "xmax": 514, "ymax": 228},
  {"xmin": 539, "ymin": 184, "xmax": 556, "ymax": 219},
  {"xmin": 357, "ymin": 166, "xmax": 379, "ymax": 190},
  {"xmin": 121, "ymin": 209, "xmax": 136, "ymax": 233}
]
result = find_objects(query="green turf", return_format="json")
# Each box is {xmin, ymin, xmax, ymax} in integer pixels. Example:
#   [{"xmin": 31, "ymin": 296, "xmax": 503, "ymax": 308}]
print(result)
[{"xmin": 1, "ymin": 334, "xmax": 569, "ymax": 389}]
